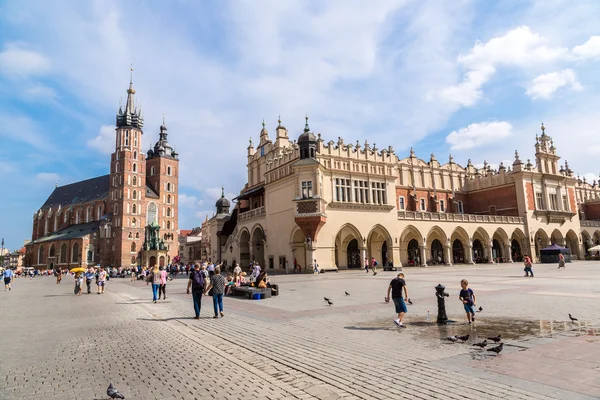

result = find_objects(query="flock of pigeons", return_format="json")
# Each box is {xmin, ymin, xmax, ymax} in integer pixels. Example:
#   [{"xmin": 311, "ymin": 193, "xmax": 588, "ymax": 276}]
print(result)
[
  {"xmin": 443, "ymin": 314, "xmax": 581, "ymax": 356},
  {"xmin": 323, "ymin": 292, "xmax": 415, "ymax": 306}
]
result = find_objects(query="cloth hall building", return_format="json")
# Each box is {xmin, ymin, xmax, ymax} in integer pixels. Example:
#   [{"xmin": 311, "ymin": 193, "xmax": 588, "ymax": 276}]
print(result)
[
  {"xmin": 200, "ymin": 118, "xmax": 600, "ymax": 272},
  {"xmin": 25, "ymin": 75, "xmax": 179, "ymax": 270}
]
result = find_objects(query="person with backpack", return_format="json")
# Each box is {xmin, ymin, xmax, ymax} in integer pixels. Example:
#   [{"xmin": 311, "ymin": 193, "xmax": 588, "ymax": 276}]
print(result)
[{"xmin": 186, "ymin": 263, "xmax": 205, "ymax": 319}]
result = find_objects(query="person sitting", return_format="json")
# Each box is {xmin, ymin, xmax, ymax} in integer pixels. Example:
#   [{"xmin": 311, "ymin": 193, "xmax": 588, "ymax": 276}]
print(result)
[
  {"xmin": 255, "ymin": 272, "xmax": 268, "ymax": 288},
  {"xmin": 224, "ymin": 273, "xmax": 235, "ymax": 295},
  {"xmin": 238, "ymin": 272, "xmax": 250, "ymax": 286}
]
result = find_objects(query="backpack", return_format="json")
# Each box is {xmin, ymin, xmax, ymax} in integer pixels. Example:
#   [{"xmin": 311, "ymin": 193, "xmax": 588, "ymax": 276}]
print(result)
[{"xmin": 191, "ymin": 270, "xmax": 205, "ymax": 291}]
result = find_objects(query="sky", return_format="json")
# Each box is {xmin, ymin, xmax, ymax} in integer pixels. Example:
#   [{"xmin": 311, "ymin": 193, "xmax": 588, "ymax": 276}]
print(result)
[{"xmin": 1, "ymin": 0, "xmax": 600, "ymax": 251}]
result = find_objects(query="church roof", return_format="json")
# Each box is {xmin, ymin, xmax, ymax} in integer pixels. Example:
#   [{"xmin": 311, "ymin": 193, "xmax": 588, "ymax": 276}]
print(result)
[
  {"xmin": 145, "ymin": 180, "xmax": 160, "ymax": 198},
  {"xmin": 42, "ymin": 175, "xmax": 109, "ymax": 210},
  {"xmin": 30, "ymin": 221, "xmax": 101, "ymax": 245}
]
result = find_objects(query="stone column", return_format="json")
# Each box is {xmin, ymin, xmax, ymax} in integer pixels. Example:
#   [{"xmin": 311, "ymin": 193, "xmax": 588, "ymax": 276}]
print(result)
[
  {"xmin": 505, "ymin": 244, "xmax": 513, "ymax": 262},
  {"xmin": 307, "ymin": 245, "xmax": 315, "ymax": 273},
  {"xmin": 488, "ymin": 239, "xmax": 496, "ymax": 264},
  {"xmin": 361, "ymin": 247, "xmax": 367, "ymax": 268},
  {"xmin": 466, "ymin": 244, "xmax": 475, "ymax": 265},
  {"xmin": 444, "ymin": 245, "xmax": 453, "ymax": 266},
  {"xmin": 391, "ymin": 245, "xmax": 401, "ymax": 268},
  {"xmin": 419, "ymin": 245, "xmax": 428, "ymax": 267}
]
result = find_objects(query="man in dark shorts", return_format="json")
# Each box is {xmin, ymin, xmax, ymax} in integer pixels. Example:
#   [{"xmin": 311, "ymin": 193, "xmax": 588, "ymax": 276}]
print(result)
[{"xmin": 385, "ymin": 273, "xmax": 409, "ymax": 327}]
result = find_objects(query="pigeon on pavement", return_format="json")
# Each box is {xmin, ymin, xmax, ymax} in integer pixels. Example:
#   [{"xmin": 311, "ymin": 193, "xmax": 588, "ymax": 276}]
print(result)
[
  {"xmin": 472, "ymin": 340, "xmax": 487, "ymax": 348},
  {"xmin": 487, "ymin": 335, "xmax": 501, "ymax": 343},
  {"xmin": 407, "ymin": 298, "xmax": 413, "ymax": 305},
  {"xmin": 478, "ymin": 306, "xmax": 483, "ymax": 312},
  {"xmin": 107, "ymin": 383, "xmax": 125, "ymax": 399},
  {"xmin": 345, "ymin": 291, "xmax": 350, "ymax": 296},
  {"xmin": 327, "ymin": 300, "xmax": 333, "ymax": 306},
  {"xmin": 445, "ymin": 336, "xmax": 458, "ymax": 343},
  {"xmin": 487, "ymin": 343, "xmax": 504, "ymax": 355},
  {"xmin": 324, "ymin": 297, "xmax": 330, "ymax": 302},
  {"xmin": 456, "ymin": 334, "xmax": 470, "ymax": 342},
  {"xmin": 569, "ymin": 313, "xmax": 578, "ymax": 322}
]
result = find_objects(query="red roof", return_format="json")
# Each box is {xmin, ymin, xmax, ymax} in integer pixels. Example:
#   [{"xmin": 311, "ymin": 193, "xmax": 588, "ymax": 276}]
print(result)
[
  {"xmin": 179, "ymin": 229, "xmax": 192, "ymax": 237},
  {"xmin": 18, "ymin": 247, "xmax": 26, "ymax": 254}
]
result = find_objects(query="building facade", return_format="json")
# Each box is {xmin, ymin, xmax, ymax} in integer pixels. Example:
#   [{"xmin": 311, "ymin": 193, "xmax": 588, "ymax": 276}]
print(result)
[
  {"xmin": 202, "ymin": 118, "xmax": 600, "ymax": 273},
  {"xmin": 25, "ymin": 74, "xmax": 179, "ymax": 270}
]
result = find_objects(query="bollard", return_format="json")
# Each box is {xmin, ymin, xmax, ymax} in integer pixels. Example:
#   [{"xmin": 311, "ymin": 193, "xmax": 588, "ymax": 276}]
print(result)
[{"xmin": 435, "ymin": 283, "xmax": 449, "ymax": 324}]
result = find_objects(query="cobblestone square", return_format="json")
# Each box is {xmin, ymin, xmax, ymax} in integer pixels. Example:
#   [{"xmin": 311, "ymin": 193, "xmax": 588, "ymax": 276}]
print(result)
[{"xmin": 1, "ymin": 262, "xmax": 599, "ymax": 399}]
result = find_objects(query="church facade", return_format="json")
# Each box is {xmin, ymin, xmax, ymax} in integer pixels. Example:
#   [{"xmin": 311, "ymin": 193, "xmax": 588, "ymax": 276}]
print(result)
[
  {"xmin": 25, "ymin": 74, "xmax": 179, "ymax": 270},
  {"xmin": 200, "ymin": 118, "xmax": 600, "ymax": 272}
]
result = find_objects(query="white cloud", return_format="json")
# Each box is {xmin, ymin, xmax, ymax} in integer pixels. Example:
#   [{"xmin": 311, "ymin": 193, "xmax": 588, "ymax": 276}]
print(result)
[
  {"xmin": 0, "ymin": 113, "xmax": 50, "ymax": 150},
  {"xmin": 526, "ymin": 69, "xmax": 582, "ymax": 99},
  {"xmin": 179, "ymin": 194, "xmax": 204, "ymax": 209},
  {"xmin": 440, "ymin": 26, "xmax": 569, "ymax": 106},
  {"xmin": 572, "ymin": 36, "xmax": 600, "ymax": 59},
  {"xmin": 446, "ymin": 121, "xmax": 513, "ymax": 151},
  {"xmin": 87, "ymin": 125, "xmax": 115, "ymax": 155},
  {"xmin": 0, "ymin": 43, "xmax": 51, "ymax": 78},
  {"xmin": 36, "ymin": 172, "xmax": 60, "ymax": 184}
]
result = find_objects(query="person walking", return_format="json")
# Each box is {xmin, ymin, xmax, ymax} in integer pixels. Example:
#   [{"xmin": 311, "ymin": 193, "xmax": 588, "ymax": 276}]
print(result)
[
  {"xmin": 186, "ymin": 263, "xmax": 205, "ymax": 319},
  {"xmin": 459, "ymin": 279, "xmax": 477, "ymax": 325},
  {"xmin": 364, "ymin": 257, "xmax": 369, "ymax": 273},
  {"xmin": 55, "ymin": 268, "xmax": 62, "ymax": 284},
  {"xmin": 385, "ymin": 272, "xmax": 408, "ymax": 327},
  {"xmin": 147, "ymin": 266, "xmax": 160, "ymax": 303},
  {"xmin": 97, "ymin": 267, "xmax": 107, "ymax": 294},
  {"xmin": 158, "ymin": 266, "xmax": 168, "ymax": 300},
  {"xmin": 84, "ymin": 267, "xmax": 95, "ymax": 294},
  {"xmin": 558, "ymin": 253, "xmax": 566, "ymax": 269},
  {"xmin": 313, "ymin": 259, "xmax": 319, "ymax": 274},
  {"xmin": 523, "ymin": 255, "xmax": 534, "ymax": 277},
  {"xmin": 371, "ymin": 256, "xmax": 378, "ymax": 276},
  {"xmin": 205, "ymin": 266, "xmax": 226, "ymax": 318},
  {"xmin": 3, "ymin": 268, "xmax": 14, "ymax": 291},
  {"xmin": 74, "ymin": 273, "xmax": 83, "ymax": 296}
]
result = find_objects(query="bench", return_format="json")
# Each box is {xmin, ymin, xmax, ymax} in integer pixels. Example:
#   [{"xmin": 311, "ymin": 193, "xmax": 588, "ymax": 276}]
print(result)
[{"xmin": 231, "ymin": 286, "xmax": 276, "ymax": 299}]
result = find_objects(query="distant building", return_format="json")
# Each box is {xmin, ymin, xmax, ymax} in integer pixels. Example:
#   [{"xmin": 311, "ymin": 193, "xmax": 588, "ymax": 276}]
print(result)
[
  {"xmin": 201, "ymin": 119, "xmax": 600, "ymax": 272},
  {"xmin": 8, "ymin": 248, "xmax": 26, "ymax": 270},
  {"xmin": 26, "ymin": 73, "xmax": 179, "ymax": 269},
  {"xmin": 178, "ymin": 228, "xmax": 202, "ymax": 265}
]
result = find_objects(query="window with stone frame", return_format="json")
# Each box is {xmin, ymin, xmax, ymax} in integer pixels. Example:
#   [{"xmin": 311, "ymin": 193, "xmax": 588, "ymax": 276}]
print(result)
[
  {"xmin": 301, "ymin": 181, "xmax": 313, "ymax": 199},
  {"xmin": 354, "ymin": 180, "xmax": 369, "ymax": 203},
  {"xmin": 419, "ymin": 198, "xmax": 426, "ymax": 211},
  {"xmin": 457, "ymin": 200, "xmax": 464, "ymax": 214},
  {"xmin": 439, "ymin": 199, "xmax": 445, "ymax": 212},
  {"xmin": 334, "ymin": 178, "xmax": 352, "ymax": 202},
  {"xmin": 371, "ymin": 182, "xmax": 386, "ymax": 205},
  {"xmin": 536, "ymin": 192, "xmax": 544, "ymax": 210},
  {"xmin": 549, "ymin": 193, "xmax": 559, "ymax": 210},
  {"xmin": 563, "ymin": 195, "xmax": 569, "ymax": 211},
  {"xmin": 398, "ymin": 196, "xmax": 405, "ymax": 210}
]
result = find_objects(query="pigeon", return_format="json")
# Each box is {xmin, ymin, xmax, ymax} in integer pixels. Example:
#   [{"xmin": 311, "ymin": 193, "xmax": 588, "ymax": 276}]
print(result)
[
  {"xmin": 487, "ymin": 335, "xmax": 501, "ymax": 343},
  {"xmin": 477, "ymin": 306, "xmax": 483, "ymax": 312},
  {"xmin": 487, "ymin": 343, "xmax": 504, "ymax": 355},
  {"xmin": 327, "ymin": 300, "xmax": 333, "ymax": 306},
  {"xmin": 324, "ymin": 297, "xmax": 330, "ymax": 302},
  {"xmin": 407, "ymin": 298, "xmax": 413, "ymax": 305},
  {"xmin": 107, "ymin": 383, "xmax": 125, "ymax": 399},
  {"xmin": 456, "ymin": 334, "xmax": 470, "ymax": 342},
  {"xmin": 569, "ymin": 313, "xmax": 578, "ymax": 322},
  {"xmin": 345, "ymin": 291, "xmax": 350, "ymax": 296},
  {"xmin": 445, "ymin": 336, "xmax": 458, "ymax": 343},
  {"xmin": 472, "ymin": 340, "xmax": 488, "ymax": 348}
]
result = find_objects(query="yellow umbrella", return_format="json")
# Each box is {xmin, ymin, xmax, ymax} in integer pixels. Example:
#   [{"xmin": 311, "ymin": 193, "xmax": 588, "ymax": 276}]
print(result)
[{"xmin": 69, "ymin": 267, "xmax": 86, "ymax": 273}]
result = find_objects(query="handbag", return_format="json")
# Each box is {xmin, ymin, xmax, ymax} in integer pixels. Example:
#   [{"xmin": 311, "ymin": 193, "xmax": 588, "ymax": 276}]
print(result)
[{"xmin": 208, "ymin": 288, "xmax": 214, "ymax": 296}]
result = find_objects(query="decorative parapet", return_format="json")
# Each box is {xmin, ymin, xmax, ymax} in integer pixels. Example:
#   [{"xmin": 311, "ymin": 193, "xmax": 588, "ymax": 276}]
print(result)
[
  {"xmin": 581, "ymin": 220, "xmax": 600, "ymax": 227},
  {"xmin": 397, "ymin": 211, "xmax": 524, "ymax": 224},
  {"xmin": 329, "ymin": 202, "xmax": 394, "ymax": 212},
  {"xmin": 239, "ymin": 206, "xmax": 266, "ymax": 222}
]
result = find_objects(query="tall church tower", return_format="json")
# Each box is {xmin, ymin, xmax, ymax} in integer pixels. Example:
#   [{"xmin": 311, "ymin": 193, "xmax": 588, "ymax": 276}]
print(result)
[
  {"xmin": 107, "ymin": 69, "xmax": 147, "ymax": 267},
  {"xmin": 146, "ymin": 118, "xmax": 180, "ymax": 264}
]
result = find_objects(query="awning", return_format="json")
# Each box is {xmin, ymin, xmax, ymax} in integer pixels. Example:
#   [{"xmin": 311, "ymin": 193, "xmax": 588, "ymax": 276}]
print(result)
[{"xmin": 233, "ymin": 185, "xmax": 264, "ymax": 201}]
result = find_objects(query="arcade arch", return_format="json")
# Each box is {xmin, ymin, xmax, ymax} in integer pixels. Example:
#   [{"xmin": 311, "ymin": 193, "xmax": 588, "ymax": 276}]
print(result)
[
  {"xmin": 334, "ymin": 224, "xmax": 363, "ymax": 269},
  {"xmin": 367, "ymin": 224, "xmax": 392, "ymax": 267}
]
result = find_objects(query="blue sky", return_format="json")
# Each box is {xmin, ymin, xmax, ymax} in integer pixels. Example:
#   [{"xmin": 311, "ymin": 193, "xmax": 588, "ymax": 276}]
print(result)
[{"xmin": 1, "ymin": 0, "xmax": 600, "ymax": 251}]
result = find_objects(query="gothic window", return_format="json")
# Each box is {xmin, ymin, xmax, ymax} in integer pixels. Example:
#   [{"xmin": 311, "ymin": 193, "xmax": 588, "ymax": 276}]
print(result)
[
  {"xmin": 167, "ymin": 166, "xmax": 172, "ymax": 176},
  {"xmin": 134, "ymin": 132, "xmax": 138, "ymax": 147},
  {"xmin": 131, "ymin": 256, "xmax": 136, "ymax": 265},
  {"xmin": 150, "ymin": 166, "xmax": 155, "ymax": 175},
  {"xmin": 132, "ymin": 218, "xmax": 136, "ymax": 227},
  {"xmin": 125, "ymin": 131, "xmax": 130, "ymax": 146},
  {"xmin": 135, "ymin": 232, "xmax": 140, "ymax": 239},
  {"xmin": 38, "ymin": 245, "xmax": 45, "ymax": 265},
  {"xmin": 97, "ymin": 206, "xmax": 102, "ymax": 220},
  {"xmin": 167, "ymin": 182, "xmax": 171, "ymax": 192},
  {"xmin": 147, "ymin": 202, "xmax": 157, "ymax": 223},
  {"xmin": 133, "ymin": 190, "xmax": 137, "ymax": 200},
  {"xmin": 53, "ymin": 216, "xmax": 57, "ymax": 231},
  {"xmin": 75, "ymin": 210, "xmax": 80, "ymax": 225},
  {"xmin": 133, "ymin": 176, "xmax": 137, "ymax": 186},
  {"xmin": 49, "ymin": 244, "xmax": 55, "ymax": 257},
  {"xmin": 132, "ymin": 204, "xmax": 137, "ymax": 214},
  {"xmin": 128, "ymin": 232, "xmax": 132, "ymax": 239},
  {"xmin": 115, "ymin": 162, "xmax": 120, "ymax": 173},
  {"xmin": 133, "ymin": 163, "xmax": 137, "ymax": 172},
  {"xmin": 87, "ymin": 250, "xmax": 93, "ymax": 262},
  {"xmin": 114, "ymin": 204, "xmax": 119, "ymax": 215},
  {"xmin": 167, "ymin": 195, "xmax": 171, "ymax": 204},
  {"xmin": 167, "ymin": 207, "xmax": 171, "ymax": 217},
  {"xmin": 167, "ymin": 221, "xmax": 171, "ymax": 229},
  {"xmin": 86, "ymin": 207, "xmax": 92, "ymax": 222},
  {"xmin": 72, "ymin": 242, "xmax": 79, "ymax": 263},
  {"xmin": 60, "ymin": 244, "xmax": 67, "ymax": 263},
  {"xmin": 134, "ymin": 151, "xmax": 137, "ymax": 159}
]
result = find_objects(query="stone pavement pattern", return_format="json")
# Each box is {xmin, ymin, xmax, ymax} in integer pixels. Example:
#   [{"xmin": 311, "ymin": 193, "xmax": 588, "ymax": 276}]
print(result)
[{"xmin": 1, "ymin": 262, "xmax": 599, "ymax": 399}]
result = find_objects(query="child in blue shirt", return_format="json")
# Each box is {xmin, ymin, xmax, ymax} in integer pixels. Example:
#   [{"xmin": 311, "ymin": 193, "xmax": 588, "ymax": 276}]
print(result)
[{"xmin": 459, "ymin": 279, "xmax": 477, "ymax": 324}]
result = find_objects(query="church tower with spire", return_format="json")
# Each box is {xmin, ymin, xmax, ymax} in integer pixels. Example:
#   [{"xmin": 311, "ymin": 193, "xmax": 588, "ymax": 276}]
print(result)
[{"xmin": 106, "ymin": 67, "xmax": 147, "ymax": 268}]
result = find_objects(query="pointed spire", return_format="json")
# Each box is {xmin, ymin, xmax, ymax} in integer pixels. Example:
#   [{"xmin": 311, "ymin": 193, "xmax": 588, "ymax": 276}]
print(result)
[
  {"xmin": 278, "ymin": 115, "xmax": 282, "ymax": 127},
  {"xmin": 304, "ymin": 114, "xmax": 310, "ymax": 132},
  {"xmin": 248, "ymin": 137, "xmax": 254, "ymax": 148},
  {"xmin": 221, "ymin": 187, "xmax": 225, "ymax": 198}
]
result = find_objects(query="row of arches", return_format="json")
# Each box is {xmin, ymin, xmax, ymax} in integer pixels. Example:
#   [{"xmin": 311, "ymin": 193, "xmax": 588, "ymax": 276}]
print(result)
[{"xmin": 36, "ymin": 242, "xmax": 93, "ymax": 266}]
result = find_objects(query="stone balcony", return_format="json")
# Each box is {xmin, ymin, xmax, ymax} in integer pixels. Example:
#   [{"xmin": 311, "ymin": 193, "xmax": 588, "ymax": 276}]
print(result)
[
  {"xmin": 580, "ymin": 220, "xmax": 600, "ymax": 227},
  {"xmin": 397, "ymin": 211, "xmax": 525, "ymax": 225},
  {"xmin": 239, "ymin": 206, "xmax": 266, "ymax": 222}
]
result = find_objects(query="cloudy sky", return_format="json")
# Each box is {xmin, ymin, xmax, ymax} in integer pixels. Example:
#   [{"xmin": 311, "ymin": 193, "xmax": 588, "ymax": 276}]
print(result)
[{"xmin": 1, "ymin": 0, "xmax": 600, "ymax": 250}]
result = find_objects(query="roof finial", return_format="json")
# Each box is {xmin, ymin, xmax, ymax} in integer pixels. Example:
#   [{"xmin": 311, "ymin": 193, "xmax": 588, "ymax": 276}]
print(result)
[
  {"xmin": 278, "ymin": 115, "xmax": 281, "ymax": 126},
  {"xmin": 304, "ymin": 114, "xmax": 310, "ymax": 132},
  {"xmin": 130, "ymin": 64, "xmax": 133, "ymax": 84},
  {"xmin": 162, "ymin": 113, "xmax": 165, "ymax": 126},
  {"xmin": 541, "ymin": 122, "xmax": 545, "ymax": 134},
  {"xmin": 221, "ymin": 187, "xmax": 225, "ymax": 198}
]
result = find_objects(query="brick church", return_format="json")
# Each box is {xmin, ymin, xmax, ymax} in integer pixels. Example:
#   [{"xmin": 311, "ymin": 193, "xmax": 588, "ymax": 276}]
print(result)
[{"xmin": 25, "ymin": 73, "xmax": 179, "ymax": 270}]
